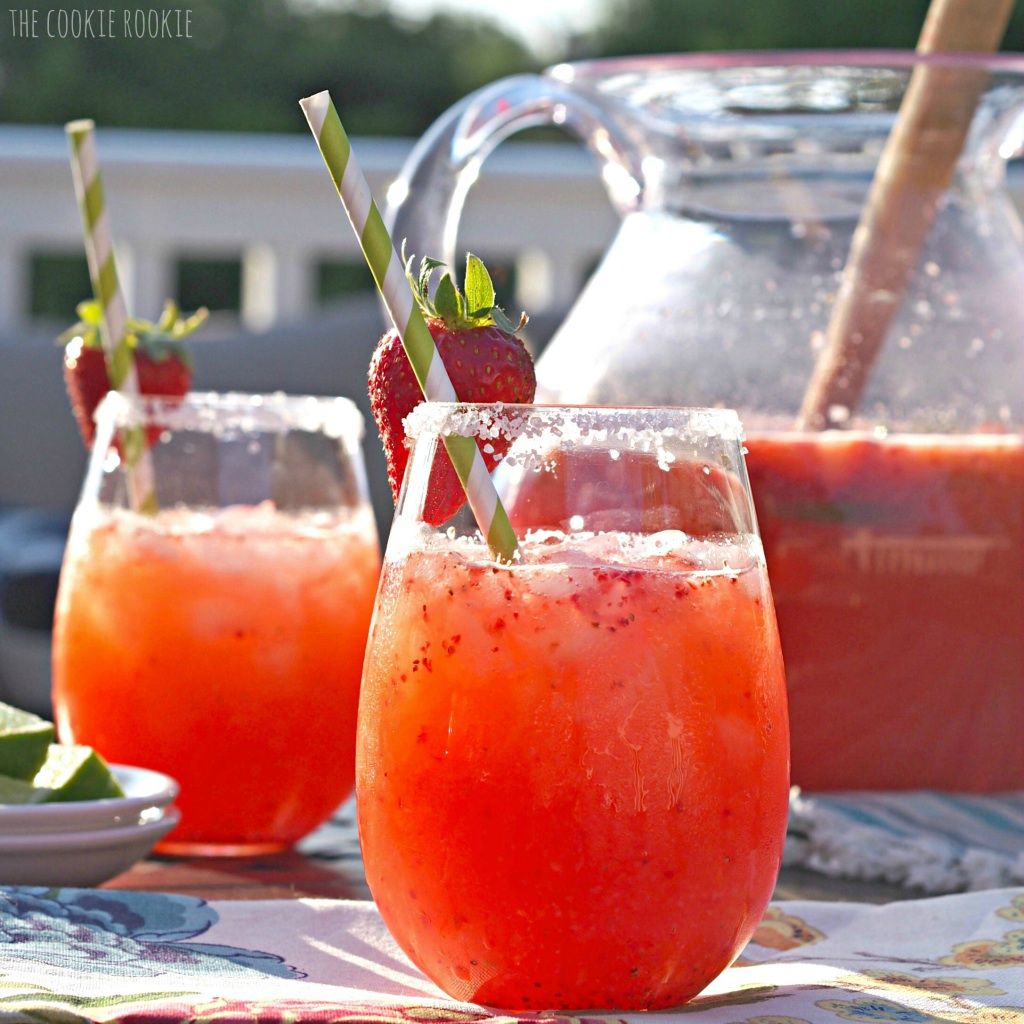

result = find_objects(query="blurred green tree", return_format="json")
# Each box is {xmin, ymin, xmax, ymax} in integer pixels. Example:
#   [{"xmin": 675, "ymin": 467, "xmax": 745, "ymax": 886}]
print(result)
[
  {"xmin": 589, "ymin": 0, "xmax": 1023, "ymax": 56},
  {"xmin": 0, "ymin": 0, "xmax": 537, "ymax": 133}
]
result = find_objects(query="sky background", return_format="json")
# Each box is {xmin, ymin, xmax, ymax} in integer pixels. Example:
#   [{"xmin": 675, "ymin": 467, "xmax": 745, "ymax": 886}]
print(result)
[{"xmin": 333, "ymin": 0, "xmax": 606, "ymax": 55}]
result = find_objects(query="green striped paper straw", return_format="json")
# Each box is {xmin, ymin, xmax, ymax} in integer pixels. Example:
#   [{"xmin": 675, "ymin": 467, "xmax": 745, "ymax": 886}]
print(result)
[
  {"xmin": 66, "ymin": 119, "xmax": 154, "ymax": 511},
  {"xmin": 300, "ymin": 90, "xmax": 518, "ymax": 562}
]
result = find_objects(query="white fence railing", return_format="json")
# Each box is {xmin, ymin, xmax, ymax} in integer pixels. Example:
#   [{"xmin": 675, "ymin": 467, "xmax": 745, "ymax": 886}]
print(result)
[
  {"xmin": 4, "ymin": 124, "xmax": 1024, "ymax": 337},
  {"xmin": 0, "ymin": 125, "xmax": 617, "ymax": 333}
]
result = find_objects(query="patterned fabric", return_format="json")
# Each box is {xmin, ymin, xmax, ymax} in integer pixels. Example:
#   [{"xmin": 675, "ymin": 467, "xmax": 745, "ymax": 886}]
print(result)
[
  {"xmin": 786, "ymin": 790, "xmax": 1024, "ymax": 893},
  {"xmin": 0, "ymin": 885, "xmax": 1023, "ymax": 1022}
]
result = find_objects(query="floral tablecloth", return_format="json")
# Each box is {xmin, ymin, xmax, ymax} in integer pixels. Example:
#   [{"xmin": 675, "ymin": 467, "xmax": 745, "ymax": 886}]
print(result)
[{"xmin": 1, "ymin": 886, "xmax": 1023, "ymax": 1023}]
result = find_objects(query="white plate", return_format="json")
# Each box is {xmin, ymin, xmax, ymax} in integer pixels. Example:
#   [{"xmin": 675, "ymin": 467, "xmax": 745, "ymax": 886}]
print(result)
[
  {"xmin": 0, "ymin": 807, "xmax": 180, "ymax": 886},
  {"xmin": 0, "ymin": 764, "xmax": 179, "ymax": 834}
]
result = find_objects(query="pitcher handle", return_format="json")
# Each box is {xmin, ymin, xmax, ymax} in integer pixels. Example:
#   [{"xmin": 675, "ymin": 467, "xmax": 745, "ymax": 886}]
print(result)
[{"xmin": 385, "ymin": 72, "xmax": 643, "ymax": 269}]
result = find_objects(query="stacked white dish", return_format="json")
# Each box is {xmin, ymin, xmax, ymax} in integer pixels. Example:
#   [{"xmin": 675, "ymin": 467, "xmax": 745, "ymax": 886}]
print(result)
[{"xmin": 0, "ymin": 764, "xmax": 179, "ymax": 886}]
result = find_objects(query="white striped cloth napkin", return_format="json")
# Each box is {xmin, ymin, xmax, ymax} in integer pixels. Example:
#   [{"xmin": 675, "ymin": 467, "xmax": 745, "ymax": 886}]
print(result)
[{"xmin": 785, "ymin": 788, "xmax": 1024, "ymax": 893}]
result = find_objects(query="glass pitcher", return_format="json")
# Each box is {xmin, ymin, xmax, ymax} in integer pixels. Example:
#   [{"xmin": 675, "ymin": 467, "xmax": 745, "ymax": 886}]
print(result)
[{"xmin": 388, "ymin": 52, "xmax": 1024, "ymax": 794}]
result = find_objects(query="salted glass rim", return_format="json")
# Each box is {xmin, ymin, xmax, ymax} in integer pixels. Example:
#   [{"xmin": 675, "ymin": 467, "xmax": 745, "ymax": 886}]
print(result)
[
  {"xmin": 95, "ymin": 390, "xmax": 365, "ymax": 442},
  {"xmin": 403, "ymin": 402, "xmax": 745, "ymax": 443}
]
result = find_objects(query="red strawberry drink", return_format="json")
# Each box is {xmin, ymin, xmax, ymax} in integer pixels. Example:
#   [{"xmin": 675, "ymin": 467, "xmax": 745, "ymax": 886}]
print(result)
[
  {"xmin": 357, "ymin": 404, "xmax": 790, "ymax": 1010},
  {"xmin": 53, "ymin": 392, "xmax": 381, "ymax": 853},
  {"xmin": 745, "ymin": 428, "xmax": 1024, "ymax": 792}
]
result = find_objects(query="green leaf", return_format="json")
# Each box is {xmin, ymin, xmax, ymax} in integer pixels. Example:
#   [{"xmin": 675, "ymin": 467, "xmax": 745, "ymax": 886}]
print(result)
[
  {"xmin": 156, "ymin": 299, "xmax": 179, "ymax": 332},
  {"xmin": 490, "ymin": 305, "xmax": 523, "ymax": 334},
  {"xmin": 417, "ymin": 256, "xmax": 444, "ymax": 305},
  {"xmin": 463, "ymin": 253, "xmax": 495, "ymax": 316},
  {"xmin": 136, "ymin": 336, "xmax": 171, "ymax": 362},
  {"xmin": 76, "ymin": 301, "xmax": 102, "ymax": 325},
  {"xmin": 416, "ymin": 255, "xmax": 441, "ymax": 286},
  {"xmin": 56, "ymin": 323, "xmax": 87, "ymax": 346},
  {"xmin": 176, "ymin": 307, "xmax": 208, "ymax": 337},
  {"xmin": 402, "ymin": 248, "xmax": 418, "ymax": 295},
  {"xmin": 61, "ymin": 298, "xmax": 206, "ymax": 352},
  {"xmin": 433, "ymin": 273, "xmax": 463, "ymax": 322}
]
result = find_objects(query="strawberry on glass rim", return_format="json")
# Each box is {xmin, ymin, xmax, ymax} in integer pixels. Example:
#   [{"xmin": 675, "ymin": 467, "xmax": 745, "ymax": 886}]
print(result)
[
  {"xmin": 368, "ymin": 251, "xmax": 536, "ymax": 526},
  {"xmin": 60, "ymin": 299, "xmax": 207, "ymax": 447}
]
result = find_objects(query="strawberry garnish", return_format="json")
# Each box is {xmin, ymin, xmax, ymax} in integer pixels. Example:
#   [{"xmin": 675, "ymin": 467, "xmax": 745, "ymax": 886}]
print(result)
[
  {"xmin": 60, "ymin": 300, "xmax": 206, "ymax": 446},
  {"xmin": 368, "ymin": 252, "xmax": 536, "ymax": 526}
]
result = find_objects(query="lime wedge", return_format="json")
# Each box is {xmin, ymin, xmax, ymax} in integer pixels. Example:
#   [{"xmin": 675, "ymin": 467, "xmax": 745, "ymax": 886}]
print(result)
[
  {"xmin": 0, "ymin": 702, "xmax": 56, "ymax": 781},
  {"xmin": 34, "ymin": 744, "xmax": 125, "ymax": 802},
  {"xmin": 0, "ymin": 774, "xmax": 50, "ymax": 804}
]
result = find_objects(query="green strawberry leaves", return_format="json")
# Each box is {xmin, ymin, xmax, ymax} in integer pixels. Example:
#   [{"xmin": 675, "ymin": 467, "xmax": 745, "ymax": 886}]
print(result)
[
  {"xmin": 433, "ymin": 273, "xmax": 463, "ymax": 323},
  {"xmin": 463, "ymin": 253, "xmax": 495, "ymax": 316},
  {"xmin": 58, "ymin": 299, "xmax": 207, "ymax": 373},
  {"xmin": 417, "ymin": 256, "xmax": 445, "ymax": 299},
  {"xmin": 402, "ymin": 245, "xmax": 527, "ymax": 334},
  {"xmin": 489, "ymin": 303, "xmax": 524, "ymax": 335}
]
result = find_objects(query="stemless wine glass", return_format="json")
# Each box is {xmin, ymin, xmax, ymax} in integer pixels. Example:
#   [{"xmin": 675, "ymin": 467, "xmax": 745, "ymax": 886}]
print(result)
[
  {"xmin": 52, "ymin": 391, "xmax": 381, "ymax": 855},
  {"xmin": 357, "ymin": 403, "xmax": 790, "ymax": 1011}
]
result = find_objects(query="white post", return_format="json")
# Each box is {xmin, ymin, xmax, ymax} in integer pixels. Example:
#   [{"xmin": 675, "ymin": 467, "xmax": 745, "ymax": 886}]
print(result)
[
  {"xmin": 0, "ymin": 241, "xmax": 27, "ymax": 330},
  {"xmin": 515, "ymin": 248, "xmax": 592, "ymax": 314},
  {"xmin": 241, "ymin": 244, "xmax": 313, "ymax": 331},
  {"xmin": 122, "ymin": 242, "xmax": 176, "ymax": 321}
]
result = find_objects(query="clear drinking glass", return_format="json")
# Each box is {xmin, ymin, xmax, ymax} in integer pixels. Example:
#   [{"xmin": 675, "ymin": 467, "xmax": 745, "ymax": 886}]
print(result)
[
  {"xmin": 357, "ymin": 403, "xmax": 790, "ymax": 1011},
  {"xmin": 52, "ymin": 391, "xmax": 381, "ymax": 855}
]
